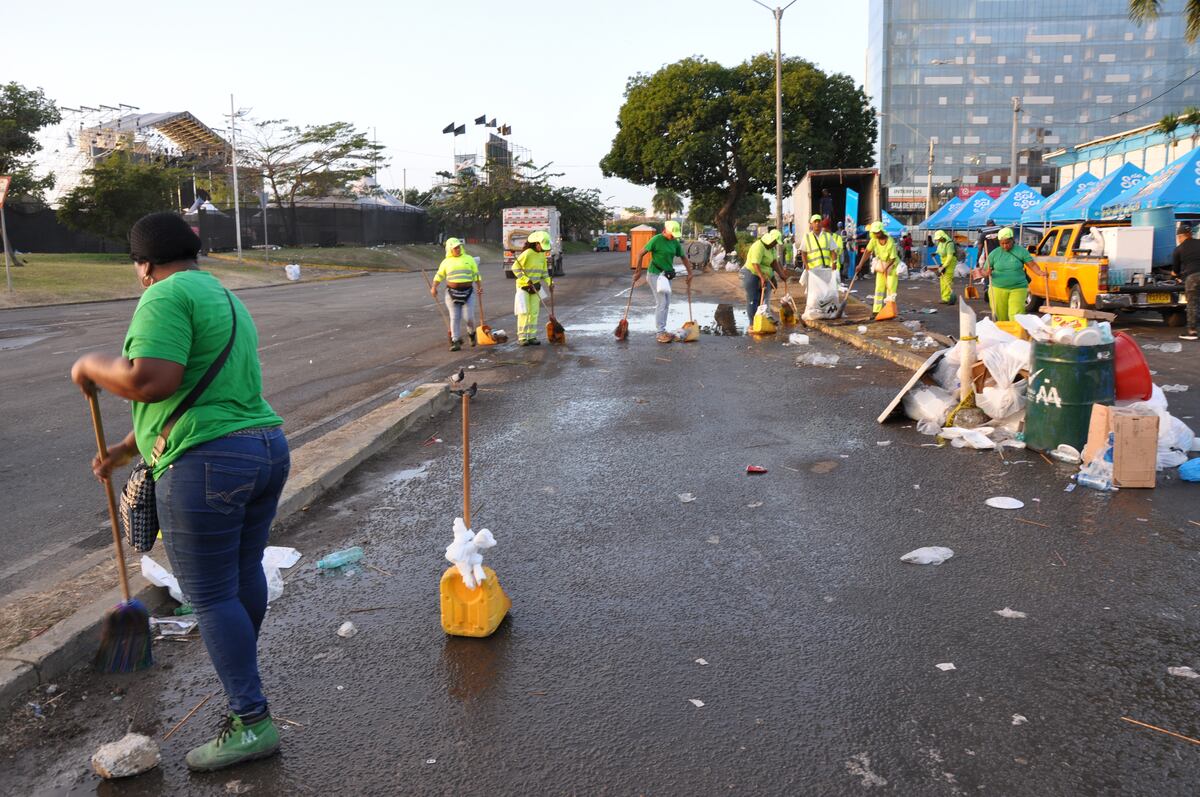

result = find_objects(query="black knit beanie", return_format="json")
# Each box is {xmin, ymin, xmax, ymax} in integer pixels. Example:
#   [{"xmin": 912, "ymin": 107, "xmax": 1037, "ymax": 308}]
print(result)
[{"xmin": 129, "ymin": 212, "xmax": 202, "ymax": 265}]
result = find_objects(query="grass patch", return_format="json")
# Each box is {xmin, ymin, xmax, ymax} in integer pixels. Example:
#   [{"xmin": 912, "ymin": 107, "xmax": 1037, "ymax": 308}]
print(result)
[
  {"xmin": 212, "ymin": 243, "xmax": 505, "ymax": 271},
  {"xmin": 0, "ymin": 253, "xmax": 337, "ymax": 309}
]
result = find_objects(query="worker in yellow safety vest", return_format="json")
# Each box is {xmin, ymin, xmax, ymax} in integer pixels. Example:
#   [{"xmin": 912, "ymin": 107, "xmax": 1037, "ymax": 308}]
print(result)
[
  {"xmin": 934, "ymin": 230, "xmax": 957, "ymax": 305},
  {"xmin": 800, "ymin": 214, "xmax": 838, "ymax": 270},
  {"xmin": 853, "ymin": 221, "xmax": 901, "ymax": 314},
  {"xmin": 430, "ymin": 237, "xmax": 482, "ymax": 351},
  {"xmin": 512, "ymin": 230, "xmax": 554, "ymax": 346}
]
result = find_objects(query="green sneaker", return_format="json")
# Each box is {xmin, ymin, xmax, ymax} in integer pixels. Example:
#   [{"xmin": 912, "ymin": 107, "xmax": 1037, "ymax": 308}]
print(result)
[{"xmin": 185, "ymin": 713, "xmax": 280, "ymax": 772}]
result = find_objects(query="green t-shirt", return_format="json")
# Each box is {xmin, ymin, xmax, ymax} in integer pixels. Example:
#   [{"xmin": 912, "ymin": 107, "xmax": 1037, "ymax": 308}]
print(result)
[
  {"xmin": 936, "ymin": 240, "xmax": 957, "ymax": 270},
  {"xmin": 743, "ymin": 240, "xmax": 778, "ymax": 279},
  {"xmin": 987, "ymin": 244, "xmax": 1033, "ymax": 289},
  {"xmin": 123, "ymin": 270, "xmax": 282, "ymax": 478},
  {"xmin": 643, "ymin": 234, "xmax": 685, "ymax": 275}
]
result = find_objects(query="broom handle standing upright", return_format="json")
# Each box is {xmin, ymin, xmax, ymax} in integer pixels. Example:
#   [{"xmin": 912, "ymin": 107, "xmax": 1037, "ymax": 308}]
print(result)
[
  {"xmin": 86, "ymin": 390, "xmax": 133, "ymax": 603},
  {"xmin": 622, "ymin": 272, "xmax": 636, "ymax": 321},
  {"xmin": 461, "ymin": 392, "xmax": 471, "ymax": 528},
  {"xmin": 477, "ymin": 289, "xmax": 486, "ymax": 329},
  {"xmin": 686, "ymin": 277, "xmax": 695, "ymax": 324}
]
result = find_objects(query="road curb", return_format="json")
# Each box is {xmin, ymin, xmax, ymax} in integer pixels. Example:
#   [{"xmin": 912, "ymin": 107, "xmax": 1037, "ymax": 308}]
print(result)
[
  {"xmin": 0, "ymin": 383, "xmax": 452, "ymax": 714},
  {"xmin": 804, "ymin": 298, "xmax": 955, "ymax": 372}
]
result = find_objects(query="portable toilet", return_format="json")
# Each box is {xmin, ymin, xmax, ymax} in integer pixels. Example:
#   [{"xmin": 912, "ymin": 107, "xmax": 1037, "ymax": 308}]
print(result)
[
  {"xmin": 629, "ymin": 225, "xmax": 657, "ymax": 269},
  {"xmin": 613, "ymin": 232, "xmax": 628, "ymax": 252}
]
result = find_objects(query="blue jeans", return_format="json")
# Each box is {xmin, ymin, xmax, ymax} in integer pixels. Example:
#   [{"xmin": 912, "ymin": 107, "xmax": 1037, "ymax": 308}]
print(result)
[
  {"xmin": 741, "ymin": 269, "xmax": 774, "ymax": 320},
  {"xmin": 158, "ymin": 426, "xmax": 290, "ymax": 717}
]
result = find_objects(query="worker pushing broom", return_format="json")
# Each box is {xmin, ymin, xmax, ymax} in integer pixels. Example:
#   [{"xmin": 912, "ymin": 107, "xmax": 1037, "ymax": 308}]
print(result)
[
  {"xmin": 631, "ymin": 220, "xmax": 695, "ymax": 343},
  {"xmin": 851, "ymin": 221, "xmax": 901, "ymax": 321}
]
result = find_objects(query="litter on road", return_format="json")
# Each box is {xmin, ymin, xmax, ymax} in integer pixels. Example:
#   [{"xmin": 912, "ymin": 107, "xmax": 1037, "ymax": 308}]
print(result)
[
  {"xmin": 677, "ymin": 492, "xmax": 696, "ymax": 503},
  {"xmin": 1167, "ymin": 666, "xmax": 1200, "ymax": 679},
  {"xmin": 994, "ymin": 607, "xmax": 1028, "ymax": 619},
  {"xmin": 935, "ymin": 662, "xmax": 956, "ymax": 672},
  {"xmin": 901, "ymin": 546, "xmax": 954, "ymax": 565},
  {"xmin": 1012, "ymin": 714, "xmax": 1028, "ymax": 726},
  {"xmin": 746, "ymin": 465, "xmax": 768, "ymax": 474},
  {"xmin": 337, "ymin": 621, "xmax": 358, "ymax": 639},
  {"xmin": 91, "ymin": 733, "xmax": 160, "ymax": 779},
  {"xmin": 688, "ymin": 699, "xmax": 706, "ymax": 708},
  {"xmin": 986, "ymin": 496, "xmax": 1025, "ymax": 510}
]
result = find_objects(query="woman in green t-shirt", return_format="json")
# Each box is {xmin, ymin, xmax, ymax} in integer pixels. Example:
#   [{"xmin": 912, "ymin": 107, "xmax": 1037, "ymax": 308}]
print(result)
[
  {"xmin": 71, "ymin": 213, "xmax": 287, "ymax": 773},
  {"xmin": 985, "ymin": 227, "xmax": 1046, "ymax": 322}
]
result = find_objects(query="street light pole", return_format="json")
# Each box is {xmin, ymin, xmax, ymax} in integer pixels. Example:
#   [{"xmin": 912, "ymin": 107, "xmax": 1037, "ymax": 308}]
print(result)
[
  {"xmin": 925, "ymin": 137, "xmax": 935, "ymax": 222},
  {"xmin": 1009, "ymin": 96, "xmax": 1022, "ymax": 188},
  {"xmin": 754, "ymin": 0, "xmax": 798, "ymax": 233},
  {"xmin": 229, "ymin": 94, "xmax": 242, "ymax": 263}
]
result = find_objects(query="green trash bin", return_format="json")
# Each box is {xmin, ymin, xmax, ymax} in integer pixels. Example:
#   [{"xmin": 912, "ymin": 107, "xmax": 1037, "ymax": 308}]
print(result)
[{"xmin": 1025, "ymin": 341, "xmax": 1115, "ymax": 453}]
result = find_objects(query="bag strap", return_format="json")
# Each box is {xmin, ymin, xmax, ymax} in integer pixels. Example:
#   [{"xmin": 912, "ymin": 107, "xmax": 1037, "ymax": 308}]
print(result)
[{"xmin": 151, "ymin": 290, "xmax": 238, "ymax": 464}]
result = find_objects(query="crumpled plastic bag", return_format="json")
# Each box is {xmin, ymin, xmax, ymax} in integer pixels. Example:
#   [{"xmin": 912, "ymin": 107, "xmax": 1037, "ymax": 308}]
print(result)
[
  {"xmin": 903, "ymin": 385, "xmax": 955, "ymax": 429},
  {"xmin": 1180, "ymin": 458, "xmax": 1200, "ymax": 482},
  {"xmin": 799, "ymin": 267, "xmax": 841, "ymax": 320},
  {"xmin": 901, "ymin": 546, "xmax": 954, "ymax": 565},
  {"xmin": 977, "ymin": 378, "xmax": 1027, "ymax": 421},
  {"xmin": 444, "ymin": 517, "xmax": 497, "ymax": 589},
  {"xmin": 941, "ymin": 426, "xmax": 996, "ymax": 449}
]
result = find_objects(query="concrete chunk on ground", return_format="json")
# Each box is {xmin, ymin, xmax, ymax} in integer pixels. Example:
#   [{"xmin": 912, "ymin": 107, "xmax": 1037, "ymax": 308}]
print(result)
[{"xmin": 91, "ymin": 733, "xmax": 160, "ymax": 779}]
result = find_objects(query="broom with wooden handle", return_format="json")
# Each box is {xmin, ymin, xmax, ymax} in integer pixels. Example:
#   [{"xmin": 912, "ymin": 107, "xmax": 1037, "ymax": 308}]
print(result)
[
  {"xmin": 614, "ymin": 272, "xmax": 636, "ymax": 340},
  {"xmin": 86, "ymin": 389, "xmax": 152, "ymax": 673}
]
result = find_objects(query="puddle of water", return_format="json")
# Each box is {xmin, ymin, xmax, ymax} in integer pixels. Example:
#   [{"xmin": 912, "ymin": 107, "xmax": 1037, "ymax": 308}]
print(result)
[
  {"xmin": 0, "ymin": 334, "xmax": 52, "ymax": 351},
  {"xmin": 567, "ymin": 301, "xmax": 750, "ymax": 337}
]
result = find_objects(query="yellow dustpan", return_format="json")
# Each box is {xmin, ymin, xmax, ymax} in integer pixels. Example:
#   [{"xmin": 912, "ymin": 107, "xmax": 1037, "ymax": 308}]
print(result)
[
  {"xmin": 475, "ymin": 291, "xmax": 498, "ymax": 346},
  {"xmin": 681, "ymin": 278, "xmax": 700, "ymax": 342},
  {"xmin": 750, "ymin": 283, "xmax": 776, "ymax": 335}
]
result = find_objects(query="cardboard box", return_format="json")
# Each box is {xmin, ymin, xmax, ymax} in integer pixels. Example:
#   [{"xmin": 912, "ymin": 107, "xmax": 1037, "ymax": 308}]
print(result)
[{"xmin": 1083, "ymin": 405, "xmax": 1159, "ymax": 488}]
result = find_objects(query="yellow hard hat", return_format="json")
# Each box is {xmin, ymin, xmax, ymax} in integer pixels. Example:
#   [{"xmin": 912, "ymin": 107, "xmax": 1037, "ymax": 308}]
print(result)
[
  {"xmin": 761, "ymin": 229, "xmax": 781, "ymax": 245},
  {"xmin": 444, "ymin": 237, "xmax": 463, "ymax": 254},
  {"xmin": 998, "ymin": 227, "xmax": 1015, "ymax": 241},
  {"xmin": 664, "ymin": 220, "xmax": 682, "ymax": 238}
]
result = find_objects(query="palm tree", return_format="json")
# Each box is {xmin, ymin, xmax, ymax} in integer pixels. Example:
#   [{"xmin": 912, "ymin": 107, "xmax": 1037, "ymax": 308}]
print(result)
[
  {"xmin": 1129, "ymin": 0, "xmax": 1200, "ymax": 42},
  {"xmin": 651, "ymin": 187, "xmax": 684, "ymax": 219},
  {"xmin": 1157, "ymin": 114, "xmax": 1180, "ymax": 151},
  {"xmin": 1181, "ymin": 106, "xmax": 1200, "ymax": 149}
]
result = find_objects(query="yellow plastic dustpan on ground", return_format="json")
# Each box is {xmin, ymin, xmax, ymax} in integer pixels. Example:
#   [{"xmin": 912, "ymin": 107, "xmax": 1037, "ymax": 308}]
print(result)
[
  {"xmin": 750, "ymin": 284, "xmax": 776, "ymax": 335},
  {"xmin": 440, "ymin": 380, "xmax": 510, "ymax": 637},
  {"xmin": 475, "ymin": 292, "xmax": 498, "ymax": 346},
  {"xmin": 779, "ymin": 280, "xmax": 798, "ymax": 325},
  {"xmin": 681, "ymin": 279, "xmax": 700, "ymax": 342}
]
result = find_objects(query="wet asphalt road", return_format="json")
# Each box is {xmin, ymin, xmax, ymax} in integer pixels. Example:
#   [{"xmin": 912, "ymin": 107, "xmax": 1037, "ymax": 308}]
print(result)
[
  {"xmin": 0, "ymin": 253, "xmax": 625, "ymax": 601},
  {"xmin": 2, "ymin": 269, "xmax": 1199, "ymax": 795}
]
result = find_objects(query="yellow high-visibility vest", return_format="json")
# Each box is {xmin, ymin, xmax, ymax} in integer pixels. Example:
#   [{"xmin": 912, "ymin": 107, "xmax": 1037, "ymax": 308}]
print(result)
[{"xmin": 804, "ymin": 231, "xmax": 836, "ymax": 269}]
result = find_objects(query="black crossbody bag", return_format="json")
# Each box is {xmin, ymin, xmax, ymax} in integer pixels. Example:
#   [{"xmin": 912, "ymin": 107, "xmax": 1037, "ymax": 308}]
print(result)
[{"xmin": 119, "ymin": 291, "xmax": 237, "ymax": 552}]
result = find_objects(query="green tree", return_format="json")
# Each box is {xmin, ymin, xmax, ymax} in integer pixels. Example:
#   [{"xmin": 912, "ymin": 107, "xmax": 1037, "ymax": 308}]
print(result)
[
  {"xmin": 623, "ymin": 205, "xmax": 646, "ymax": 217},
  {"xmin": 1181, "ymin": 106, "xmax": 1200, "ymax": 148},
  {"xmin": 651, "ymin": 187, "xmax": 684, "ymax": 218},
  {"xmin": 687, "ymin": 191, "xmax": 769, "ymax": 231},
  {"xmin": 429, "ymin": 164, "xmax": 607, "ymax": 241},
  {"xmin": 1129, "ymin": 0, "xmax": 1200, "ymax": 42},
  {"xmin": 243, "ymin": 120, "xmax": 385, "ymax": 245},
  {"xmin": 0, "ymin": 82, "xmax": 62, "ymax": 202},
  {"xmin": 57, "ymin": 153, "xmax": 182, "ymax": 242},
  {"xmin": 1157, "ymin": 113, "xmax": 1180, "ymax": 150},
  {"xmin": 601, "ymin": 55, "xmax": 876, "ymax": 253}
]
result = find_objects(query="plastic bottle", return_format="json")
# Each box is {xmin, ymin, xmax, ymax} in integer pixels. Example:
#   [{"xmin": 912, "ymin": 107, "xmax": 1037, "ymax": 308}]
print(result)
[{"xmin": 317, "ymin": 547, "xmax": 364, "ymax": 570}]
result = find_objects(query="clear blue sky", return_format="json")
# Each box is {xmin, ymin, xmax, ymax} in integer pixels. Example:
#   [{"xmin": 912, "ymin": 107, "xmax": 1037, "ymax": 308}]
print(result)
[{"xmin": 9, "ymin": 0, "xmax": 868, "ymax": 211}]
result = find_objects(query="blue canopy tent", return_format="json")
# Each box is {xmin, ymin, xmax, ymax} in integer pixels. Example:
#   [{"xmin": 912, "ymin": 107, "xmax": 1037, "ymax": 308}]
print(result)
[
  {"xmin": 880, "ymin": 209, "xmax": 905, "ymax": 236},
  {"xmin": 1050, "ymin": 162, "xmax": 1147, "ymax": 221},
  {"xmin": 1021, "ymin": 172, "xmax": 1097, "ymax": 225},
  {"xmin": 1101, "ymin": 148, "xmax": 1200, "ymax": 219},
  {"xmin": 945, "ymin": 191, "xmax": 996, "ymax": 229},
  {"xmin": 919, "ymin": 196, "xmax": 965, "ymax": 230},
  {"xmin": 966, "ymin": 182, "xmax": 1044, "ymax": 227}
]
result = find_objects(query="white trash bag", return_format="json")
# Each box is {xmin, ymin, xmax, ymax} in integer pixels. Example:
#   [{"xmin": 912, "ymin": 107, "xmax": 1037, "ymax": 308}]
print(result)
[
  {"xmin": 799, "ymin": 267, "xmax": 841, "ymax": 320},
  {"xmin": 284, "ymin": 263, "xmax": 301, "ymax": 281},
  {"xmin": 901, "ymin": 546, "xmax": 954, "ymax": 565}
]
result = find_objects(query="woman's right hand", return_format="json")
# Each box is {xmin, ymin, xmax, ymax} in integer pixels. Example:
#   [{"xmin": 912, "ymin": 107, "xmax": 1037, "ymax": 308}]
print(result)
[{"xmin": 93, "ymin": 441, "xmax": 135, "ymax": 482}]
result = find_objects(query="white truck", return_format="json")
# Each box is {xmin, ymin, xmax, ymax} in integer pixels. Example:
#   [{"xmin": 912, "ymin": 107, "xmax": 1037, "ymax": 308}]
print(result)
[{"xmin": 503, "ymin": 206, "xmax": 564, "ymax": 278}]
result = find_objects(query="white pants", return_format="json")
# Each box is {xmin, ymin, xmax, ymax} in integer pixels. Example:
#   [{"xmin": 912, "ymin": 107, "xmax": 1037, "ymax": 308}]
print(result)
[
  {"xmin": 647, "ymin": 273, "xmax": 672, "ymax": 333},
  {"xmin": 444, "ymin": 292, "xmax": 476, "ymax": 341}
]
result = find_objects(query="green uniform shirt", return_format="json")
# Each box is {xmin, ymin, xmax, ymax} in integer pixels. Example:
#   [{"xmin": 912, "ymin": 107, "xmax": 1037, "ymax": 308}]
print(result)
[
  {"xmin": 643, "ymin": 233, "xmax": 685, "ymax": 275},
  {"xmin": 434, "ymin": 253, "xmax": 481, "ymax": 284},
  {"xmin": 866, "ymin": 235, "xmax": 899, "ymax": 265},
  {"xmin": 987, "ymin": 244, "xmax": 1033, "ymax": 289},
  {"xmin": 122, "ymin": 270, "xmax": 282, "ymax": 478},
  {"xmin": 936, "ymin": 240, "xmax": 957, "ymax": 271},
  {"xmin": 513, "ymin": 248, "xmax": 552, "ymax": 289},
  {"xmin": 743, "ymin": 240, "xmax": 777, "ymax": 280}
]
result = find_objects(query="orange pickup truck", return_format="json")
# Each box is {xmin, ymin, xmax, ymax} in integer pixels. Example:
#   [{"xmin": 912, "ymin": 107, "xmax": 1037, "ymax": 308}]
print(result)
[{"xmin": 1023, "ymin": 222, "xmax": 1189, "ymax": 326}]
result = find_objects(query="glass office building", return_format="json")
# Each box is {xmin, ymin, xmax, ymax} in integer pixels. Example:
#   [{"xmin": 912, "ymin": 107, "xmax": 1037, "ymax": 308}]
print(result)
[{"xmin": 867, "ymin": 0, "xmax": 1198, "ymax": 220}]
